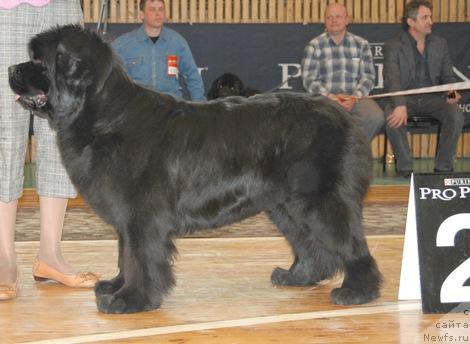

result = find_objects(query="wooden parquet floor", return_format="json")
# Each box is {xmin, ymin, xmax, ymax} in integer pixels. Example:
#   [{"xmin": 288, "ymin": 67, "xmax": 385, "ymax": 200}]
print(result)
[
  {"xmin": 2, "ymin": 237, "xmax": 467, "ymax": 344},
  {"xmin": 4, "ymin": 186, "xmax": 465, "ymax": 344}
]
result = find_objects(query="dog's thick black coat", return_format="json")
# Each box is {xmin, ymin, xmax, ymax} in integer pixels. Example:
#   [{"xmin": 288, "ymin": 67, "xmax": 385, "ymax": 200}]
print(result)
[
  {"xmin": 207, "ymin": 72, "xmax": 260, "ymax": 99},
  {"xmin": 9, "ymin": 25, "xmax": 382, "ymax": 314}
]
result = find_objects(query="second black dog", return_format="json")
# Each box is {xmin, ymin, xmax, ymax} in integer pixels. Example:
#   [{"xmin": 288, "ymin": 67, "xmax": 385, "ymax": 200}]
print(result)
[{"xmin": 207, "ymin": 72, "xmax": 260, "ymax": 99}]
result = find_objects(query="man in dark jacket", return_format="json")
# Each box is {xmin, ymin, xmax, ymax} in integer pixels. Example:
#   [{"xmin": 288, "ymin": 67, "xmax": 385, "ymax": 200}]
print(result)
[{"xmin": 383, "ymin": 0, "xmax": 463, "ymax": 177}]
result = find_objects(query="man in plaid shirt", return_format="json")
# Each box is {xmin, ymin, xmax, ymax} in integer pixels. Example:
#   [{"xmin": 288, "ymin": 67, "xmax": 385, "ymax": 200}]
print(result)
[{"xmin": 301, "ymin": 3, "xmax": 384, "ymax": 142}]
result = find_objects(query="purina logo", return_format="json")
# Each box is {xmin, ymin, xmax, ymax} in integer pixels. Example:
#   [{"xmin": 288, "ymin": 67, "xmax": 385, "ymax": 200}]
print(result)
[
  {"xmin": 444, "ymin": 178, "xmax": 470, "ymax": 186},
  {"xmin": 419, "ymin": 185, "xmax": 470, "ymax": 201}
]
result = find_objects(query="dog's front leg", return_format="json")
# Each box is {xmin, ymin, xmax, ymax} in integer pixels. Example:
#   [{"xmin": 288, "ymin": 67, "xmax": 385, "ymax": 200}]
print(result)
[
  {"xmin": 96, "ymin": 223, "xmax": 176, "ymax": 314},
  {"xmin": 95, "ymin": 232, "xmax": 125, "ymax": 296}
]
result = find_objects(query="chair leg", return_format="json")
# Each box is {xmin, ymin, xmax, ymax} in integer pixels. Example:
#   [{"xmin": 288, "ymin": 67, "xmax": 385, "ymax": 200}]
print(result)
[
  {"xmin": 382, "ymin": 132, "xmax": 388, "ymax": 173},
  {"xmin": 436, "ymin": 123, "xmax": 441, "ymax": 156}
]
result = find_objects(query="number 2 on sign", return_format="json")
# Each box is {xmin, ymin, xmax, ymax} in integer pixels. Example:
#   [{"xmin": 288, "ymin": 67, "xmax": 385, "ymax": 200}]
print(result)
[{"xmin": 436, "ymin": 213, "xmax": 470, "ymax": 303}]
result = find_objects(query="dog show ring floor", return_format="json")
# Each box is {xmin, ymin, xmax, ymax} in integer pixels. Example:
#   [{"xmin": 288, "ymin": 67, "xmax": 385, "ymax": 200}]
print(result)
[{"xmin": 3, "ymin": 237, "xmax": 467, "ymax": 344}]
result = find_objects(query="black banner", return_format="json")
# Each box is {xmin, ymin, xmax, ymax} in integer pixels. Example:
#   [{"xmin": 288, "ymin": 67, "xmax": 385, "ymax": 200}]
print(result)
[
  {"xmin": 88, "ymin": 23, "xmax": 470, "ymax": 124},
  {"xmin": 413, "ymin": 173, "xmax": 470, "ymax": 313}
]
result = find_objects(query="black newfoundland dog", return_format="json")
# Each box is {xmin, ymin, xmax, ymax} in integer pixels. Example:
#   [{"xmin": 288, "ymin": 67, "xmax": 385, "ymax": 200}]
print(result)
[
  {"xmin": 207, "ymin": 72, "xmax": 260, "ymax": 99},
  {"xmin": 9, "ymin": 25, "xmax": 381, "ymax": 314}
]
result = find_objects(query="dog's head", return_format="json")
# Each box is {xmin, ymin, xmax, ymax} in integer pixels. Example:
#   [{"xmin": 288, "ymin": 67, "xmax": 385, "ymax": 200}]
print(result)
[
  {"xmin": 8, "ymin": 25, "xmax": 113, "ymax": 123},
  {"xmin": 8, "ymin": 62, "xmax": 51, "ymax": 117},
  {"xmin": 207, "ymin": 73, "xmax": 247, "ymax": 100}
]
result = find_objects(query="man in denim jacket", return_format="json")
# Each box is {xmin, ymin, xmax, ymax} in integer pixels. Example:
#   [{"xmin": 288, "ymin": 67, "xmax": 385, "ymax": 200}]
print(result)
[{"xmin": 112, "ymin": 0, "xmax": 205, "ymax": 101}]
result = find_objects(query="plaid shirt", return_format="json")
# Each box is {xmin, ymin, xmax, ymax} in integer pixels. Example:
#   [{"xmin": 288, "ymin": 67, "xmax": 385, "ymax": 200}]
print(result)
[{"xmin": 301, "ymin": 32, "xmax": 375, "ymax": 97}]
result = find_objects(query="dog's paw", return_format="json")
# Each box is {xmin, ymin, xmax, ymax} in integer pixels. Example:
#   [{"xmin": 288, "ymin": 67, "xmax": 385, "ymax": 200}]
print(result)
[
  {"xmin": 95, "ymin": 275, "xmax": 124, "ymax": 296},
  {"xmin": 330, "ymin": 287, "xmax": 379, "ymax": 305},
  {"xmin": 271, "ymin": 267, "xmax": 320, "ymax": 287},
  {"xmin": 96, "ymin": 291, "xmax": 161, "ymax": 314},
  {"xmin": 271, "ymin": 267, "xmax": 295, "ymax": 286},
  {"xmin": 94, "ymin": 281, "xmax": 111, "ymax": 296}
]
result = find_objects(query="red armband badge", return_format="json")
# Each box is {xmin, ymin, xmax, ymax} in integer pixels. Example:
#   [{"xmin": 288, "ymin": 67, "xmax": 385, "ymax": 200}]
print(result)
[{"xmin": 167, "ymin": 55, "xmax": 179, "ymax": 78}]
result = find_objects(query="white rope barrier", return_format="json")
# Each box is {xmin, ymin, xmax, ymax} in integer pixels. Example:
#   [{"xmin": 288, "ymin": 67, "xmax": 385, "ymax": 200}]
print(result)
[{"xmin": 364, "ymin": 81, "xmax": 470, "ymax": 99}]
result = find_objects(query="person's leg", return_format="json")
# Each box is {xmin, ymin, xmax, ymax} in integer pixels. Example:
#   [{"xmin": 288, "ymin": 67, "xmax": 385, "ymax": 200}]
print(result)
[
  {"xmin": 33, "ymin": 0, "xmax": 85, "ymax": 276},
  {"xmin": 0, "ymin": 201, "xmax": 19, "ymax": 284},
  {"xmin": 34, "ymin": 113, "xmax": 78, "ymax": 273},
  {"xmin": 33, "ymin": 112, "xmax": 98, "ymax": 287},
  {"xmin": 384, "ymin": 102, "xmax": 413, "ymax": 172},
  {"xmin": 0, "ymin": 115, "xmax": 27, "ymax": 285},
  {"xmin": 38, "ymin": 197, "xmax": 75, "ymax": 275},
  {"xmin": 0, "ymin": 6, "xmax": 35, "ymax": 288},
  {"xmin": 417, "ymin": 96, "xmax": 464, "ymax": 171},
  {"xmin": 351, "ymin": 98, "xmax": 385, "ymax": 142}
]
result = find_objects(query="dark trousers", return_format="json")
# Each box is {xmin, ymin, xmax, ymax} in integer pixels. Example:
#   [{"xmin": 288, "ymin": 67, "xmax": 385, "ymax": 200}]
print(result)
[{"xmin": 385, "ymin": 95, "xmax": 464, "ymax": 171}]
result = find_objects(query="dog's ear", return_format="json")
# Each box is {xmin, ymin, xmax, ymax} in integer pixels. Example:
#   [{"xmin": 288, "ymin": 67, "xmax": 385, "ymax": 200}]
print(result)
[
  {"xmin": 54, "ymin": 43, "xmax": 93, "ymax": 91},
  {"xmin": 56, "ymin": 44, "xmax": 84, "ymax": 76},
  {"xmin": 55, "ymin": 35, "xmax": 112, "ymax": 94}
]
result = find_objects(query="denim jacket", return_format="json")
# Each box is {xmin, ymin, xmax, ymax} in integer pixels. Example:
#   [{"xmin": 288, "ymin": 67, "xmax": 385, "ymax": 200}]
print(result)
[{"xmin": 111, "ymin": 25, "xmax": 205, "ymax": 101}]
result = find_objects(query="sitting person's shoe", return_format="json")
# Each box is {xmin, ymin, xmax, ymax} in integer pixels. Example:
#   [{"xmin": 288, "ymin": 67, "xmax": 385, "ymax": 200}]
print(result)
[
  {"xmin": 0, "ymin": 274, "xmax": 18, "ymax": 300},
  {"xmin": 396, "ymin": 169, "xmax": 413, "ymax": 179},
  {"xmin": 32, "ymin": 257, "xmax": 99, "ymax": 288}
]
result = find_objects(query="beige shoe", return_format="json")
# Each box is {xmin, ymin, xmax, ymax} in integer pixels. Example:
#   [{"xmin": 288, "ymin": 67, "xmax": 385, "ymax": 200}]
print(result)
[{"xmin": 32, "ymin": 257, "xmax": 99, "ymax": 288}]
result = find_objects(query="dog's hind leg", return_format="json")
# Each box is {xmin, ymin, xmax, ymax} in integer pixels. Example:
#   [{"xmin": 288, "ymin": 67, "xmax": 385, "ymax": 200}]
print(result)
[
  {"xmin": 297, "ymin": 193, "xmax": 382, "ymax": 305},
  {"xmin": 330, "ymin": 237, "xmax": 382, "ymax": 305},
  {"xmin": 96, "ymin": 221, "xmax": 176, "ymax": 314},
  {"xmin": 267, "ymin": 204, "xmax": 341, "ymax": 287},
  {"xmin": 271, "ymin": 192, "xmax": 382, "ymax": 305}
]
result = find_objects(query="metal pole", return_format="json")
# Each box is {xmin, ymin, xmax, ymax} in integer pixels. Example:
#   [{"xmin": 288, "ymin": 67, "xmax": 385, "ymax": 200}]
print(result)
[{"xmin": 97, "ymin": 0, "xmax": 109, "ymax": 34}]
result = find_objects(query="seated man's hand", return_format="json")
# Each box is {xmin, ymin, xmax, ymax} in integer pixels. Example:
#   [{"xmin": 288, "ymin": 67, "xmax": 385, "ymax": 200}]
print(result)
[
  {"xmin": 387, "ymin": 105, "xmax": 408, "ymax": 128},
  {"xmin": 328, "ymin": 94, "xmax": 357, "ymax": 112},
  {"xmin": 446, "ymin": 90, "xmax": 461, "ymax": 105}
]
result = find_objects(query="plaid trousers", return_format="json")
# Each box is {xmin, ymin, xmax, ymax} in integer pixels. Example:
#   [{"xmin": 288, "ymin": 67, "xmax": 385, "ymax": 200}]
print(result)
[{"xmin": 0, "ymin": 1, "xmax": 83, "ymax": 202}]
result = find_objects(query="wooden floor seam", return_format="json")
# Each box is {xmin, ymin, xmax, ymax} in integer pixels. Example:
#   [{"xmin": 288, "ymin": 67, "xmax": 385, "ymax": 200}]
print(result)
[{"xmin": 22, "ymin": 302, "xmax": 422, "ymax": 344}]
